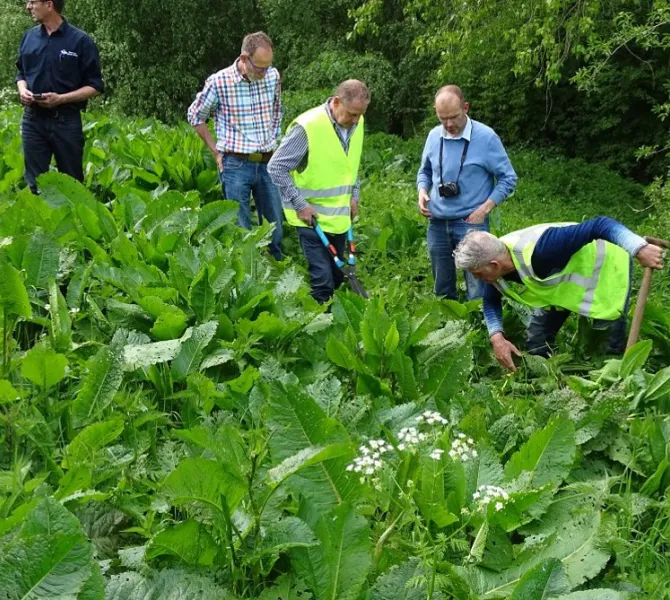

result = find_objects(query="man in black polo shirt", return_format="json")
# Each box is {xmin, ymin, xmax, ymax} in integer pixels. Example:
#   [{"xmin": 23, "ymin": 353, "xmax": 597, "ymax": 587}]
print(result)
[{"xmin": 16, "ymin": 0, "xmax": 103, "ymax": 193}]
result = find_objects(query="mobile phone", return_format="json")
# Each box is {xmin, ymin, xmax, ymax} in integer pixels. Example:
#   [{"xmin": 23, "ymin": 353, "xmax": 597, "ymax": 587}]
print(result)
[{"xmin": 32, "ymin": 93, "xmax": 45, "ymax": 100}]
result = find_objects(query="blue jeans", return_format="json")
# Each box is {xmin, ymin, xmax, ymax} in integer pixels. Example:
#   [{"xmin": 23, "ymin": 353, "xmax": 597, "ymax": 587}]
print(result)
[
  {"xmin": 427, "ymin": 218, "xmax": 487, "ymax": 300},
  {"xmin": 297, "ymin": 227, "xmax": 346, "ymax": 304},
  {"xmin": 22, "ymin": 108, "xmax": 84, "ymax": 194},
  {"xmin": 219, "ymin": 155, "xmax": 283, "ymax": 260}
]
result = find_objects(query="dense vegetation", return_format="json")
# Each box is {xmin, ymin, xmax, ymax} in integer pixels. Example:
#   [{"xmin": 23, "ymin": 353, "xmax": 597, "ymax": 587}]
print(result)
[{"xmin": 0, "ymin": 105, "xmax": 670, "ymax": 599}]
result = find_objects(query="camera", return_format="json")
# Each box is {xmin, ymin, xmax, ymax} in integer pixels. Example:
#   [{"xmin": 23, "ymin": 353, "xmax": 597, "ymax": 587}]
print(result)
[{"xmin": 438, "ymin": 181, "xmax": 460, "ymax": 198}]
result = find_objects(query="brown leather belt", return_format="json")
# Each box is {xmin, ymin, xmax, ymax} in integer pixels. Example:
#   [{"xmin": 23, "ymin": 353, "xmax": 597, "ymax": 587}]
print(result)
[{"xmin": 225, "ymin": 151, "xmax": 273, "ymax": 163}]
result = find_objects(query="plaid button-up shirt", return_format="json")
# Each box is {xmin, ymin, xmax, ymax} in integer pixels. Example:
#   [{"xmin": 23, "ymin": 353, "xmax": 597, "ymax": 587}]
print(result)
[{"xmin": 187, "ymin": 59, "xmax": 282, "ymax": 154}]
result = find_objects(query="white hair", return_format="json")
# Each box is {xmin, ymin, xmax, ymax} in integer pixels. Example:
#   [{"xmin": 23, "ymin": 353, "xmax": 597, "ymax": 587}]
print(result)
[{"xmin": 453, "ymin": 230, "xmax": 507, "ymax": 270}]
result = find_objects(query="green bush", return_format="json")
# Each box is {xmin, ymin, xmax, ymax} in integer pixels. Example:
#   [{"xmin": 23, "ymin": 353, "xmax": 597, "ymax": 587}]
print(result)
[{"xmin": 0, "ymin": 1, "xmax": 32, "ymax": 90}]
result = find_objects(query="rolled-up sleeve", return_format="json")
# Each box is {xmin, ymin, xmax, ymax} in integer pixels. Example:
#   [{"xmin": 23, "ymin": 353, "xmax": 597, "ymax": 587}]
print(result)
[
  {"xmin": 187, "ymin": 75, "xmax": 219, "ymax": 127},
  {"xmin": 487, "ymin": 133, "xmax": 517, "ymax": 205},
  {"xmin": 416, "ymin": 134, "xmax": 433, "ymax": 192},
  {"xmin": 80, "ymin": 36, "xmax": 104, "ymax": 93}
]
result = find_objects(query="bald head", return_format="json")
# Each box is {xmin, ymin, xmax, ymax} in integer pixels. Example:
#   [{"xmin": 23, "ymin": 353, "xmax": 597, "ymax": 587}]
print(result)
[
  {"xmin": 434, "ymin": 84, "xmax": 469, "ymax": 136},
  {"xmin": 435, "ymin": 84, "xmax": 464, "ymax": 106}
]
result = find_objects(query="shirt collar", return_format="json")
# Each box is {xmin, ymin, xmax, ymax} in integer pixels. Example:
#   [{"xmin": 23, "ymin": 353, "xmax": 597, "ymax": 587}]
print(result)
[
  {"xmin": 40, "ymin": 18, "xmax": 68, "ymax": 37},
  {"xmin": 442, "ymin": 116, "xmax": 472, "ymax": 141}
]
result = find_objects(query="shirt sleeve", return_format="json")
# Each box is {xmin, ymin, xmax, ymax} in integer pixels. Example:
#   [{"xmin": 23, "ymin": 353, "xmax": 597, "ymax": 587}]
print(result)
[
  {"xmin": 187, "ymin": 74, "xmax": 220, "ymax": 127},
  {"xmin": 416, "ymin": 134, "xmax": 433, "ymax": 192},
  {"xmin": 532, "ymin": 216, "xmax": 647, "ymax": 279},
  {"xmin": 267, "ymin": 125, "xmax": 310, "ymax": 211},
  {"xmin": 79, "ymin": 35, "xmax": 104, "ymax": 93},
  {"xmin": 15, "ymin": 32, "xmax": 27, "ymax": 82},
  {"xmin": 486, "ymin": 133, "xmax": 517, "ymax": 205},
  {"xmin": 272, "ymin": 74, "xmax": 282, "ymax": 142},
  {"xmin": 483, "ymin": 283, "xmax": 504, "ymax": 336},
  {"xmin": 352, "ymin": 175, "xmax": 361, "ymax": 202}
]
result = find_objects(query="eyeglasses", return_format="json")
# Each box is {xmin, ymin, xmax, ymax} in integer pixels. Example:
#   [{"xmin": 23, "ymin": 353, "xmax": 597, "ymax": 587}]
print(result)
[{"xmin": 244, "ymin": 55, "xmax": 270, "ymax": 75}]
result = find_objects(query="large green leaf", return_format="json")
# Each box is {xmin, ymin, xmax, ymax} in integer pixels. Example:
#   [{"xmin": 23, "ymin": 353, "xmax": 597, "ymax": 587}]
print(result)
[
  {"xmin": 265, "ymin": 379, "xmax": 359, "ymax": 511},
  {"xmin": 71, "ymin": 345, "xmax": 125, "ymax": 427},
  {"xmin": 553, "ymin": 592, "xmax": 628, "ymax": 600},
  {"xmin": 146, "ymin": 520, "xmax": 218, "ymax": 566},
  {"xmin": 0, "ymin": 257, "xmax": 32, "ymax": 317},
  {"xmin": 171, "ymin": 321, "xmax": 217, "ymax": 380},
  {"xmin": 422, "ymin": 342, "xmax": 472, "ymax": 406},
  {"xmin": 22, "ymin": 342, "xmax": 68, "ymax": 389},
  {"xmin": 63, "ymin": 417, "xmax": 125, "ymax": 468},
  {"xmin": 390, "ymin": 351, "xmax": 418, "ymax": 401},
  {"xmin": 48, "ymin": 279, "xmax": 72, "ymax": 353},
  {"xmin": 104, "ymin": 569, "xmax": 227, "ymax": 600},
  {"xmin": 414, "ymin": 455, "xmax": 463, "ymax": 527},
  {"xmin": 504, "ymin": 417, "xmax": 575, "ymax": 489},
  {"xmin": 22, "ymin": 231, "xmax": 60, "ymax": 289},
  {"xmin": 509, "ymin": 559, "xmax": 570, "ymax": 599},
  {"xmin": 189, "ymin": 266, "xmax": 216, "ymax": 322},
  {"xmin": 292, "ymin": 503, "xmax": 372, "ymax": 600},
  {"xmin": 0, "ymin": 497, "xmax": 96, "ymax": 600},
  {"xmin": 267, "ymin": 444, "xmax": 352, "ymax": 486},
  {"xmin": 163, "ymin": 457, "xmax": 245, "ymax": 514},
  {"xmin": 645, "ymin": 365, "xmax": 670, "ymax": 402},
  {"xmin": 257, "ymin": 573, "xmax": 313, "ymax": 600},
  {"xmin": 619, "ymin": 339, "xmax": 652, "ymax": 378}
]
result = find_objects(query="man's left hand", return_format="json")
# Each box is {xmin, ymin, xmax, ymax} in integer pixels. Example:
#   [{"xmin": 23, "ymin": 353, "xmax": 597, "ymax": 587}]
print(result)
[
  {"xmin": 34, "ymin": 92, "xmax": 63, "ymax": 108},
  {"xmin": 350, "ymin": 198, "xmax": 359, "ymax": 219},
  {"xmin": 465, "ymin": 207, "xmax": 488, "ymax": 225}
]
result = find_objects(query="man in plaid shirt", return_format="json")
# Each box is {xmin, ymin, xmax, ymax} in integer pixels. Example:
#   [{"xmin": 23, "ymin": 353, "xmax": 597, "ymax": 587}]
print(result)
[{"xmin": 187, "ymin": 32, "xmax": 283, "ymax": 260}]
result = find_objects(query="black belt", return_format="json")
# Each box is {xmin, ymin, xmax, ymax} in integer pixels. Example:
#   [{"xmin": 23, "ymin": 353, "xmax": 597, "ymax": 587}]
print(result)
[
  {"xmin": 224, "ymin": 151, "xmax": 273, "ymax": 163},
  {"xmin": 24, "ymin": 106, "xmax": 80, "ymax": 119}
]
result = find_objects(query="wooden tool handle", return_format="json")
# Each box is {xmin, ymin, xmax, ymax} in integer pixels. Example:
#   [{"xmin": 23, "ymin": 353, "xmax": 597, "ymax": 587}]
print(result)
[
  {"xmin": 644, "ymin": 236, "xmax": 670, "ymax": 249},
  {"xmin": 626, "ymin": 267, "xmax": 654, "ymax": 350}
]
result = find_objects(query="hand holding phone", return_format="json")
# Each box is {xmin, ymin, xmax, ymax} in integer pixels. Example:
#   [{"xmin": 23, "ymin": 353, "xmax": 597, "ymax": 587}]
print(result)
[{"xmin": 32, "ymin": 93, "xmax": 45, "ymax": 100}]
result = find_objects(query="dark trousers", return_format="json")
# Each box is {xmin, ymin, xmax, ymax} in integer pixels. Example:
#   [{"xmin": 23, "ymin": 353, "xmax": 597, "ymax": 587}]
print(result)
[
  {"xmin": 297, "ymin": 226, "xmax": 346, "ymax": 304},
  {"xmin": 21, "ymin": 109, "xmax": 84, "ymax": 194},
  {"xmin": 527, "ymin": 309, "xmax": 628, "ymax": 357}
]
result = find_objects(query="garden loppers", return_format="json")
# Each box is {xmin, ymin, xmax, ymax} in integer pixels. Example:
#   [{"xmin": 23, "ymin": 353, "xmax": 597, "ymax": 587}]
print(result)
[
  {"xmin": 311, "ymin": 218, "xmax": 369, "ymax": 298},
  {"xmin": 626, "ymin": 235, "xmax": 670, "ymax": 350}
]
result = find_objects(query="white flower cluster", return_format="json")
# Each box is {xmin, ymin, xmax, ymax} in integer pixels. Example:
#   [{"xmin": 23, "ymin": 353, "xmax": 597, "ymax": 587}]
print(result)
[
  {"xmin": 416, "ymin": 410, "xmax": 448, "ymax": 426},
  {"xmin": 472, "ymin": 485, "xmax": 510, "ymax": 512},
  {"xmin": 397, "ymin": 427, "xmax": 426, "ymax": 451},
  {"xmin": 448, "ymin": 433, "xmax": 478, "ymax": 462},
  {"xmin": 346, "ymin": 439, "xmax": 394, "ymax": 482},
  {"xmin": 429, "ymin": 448, "xmax": 444, "ymax": 461}
]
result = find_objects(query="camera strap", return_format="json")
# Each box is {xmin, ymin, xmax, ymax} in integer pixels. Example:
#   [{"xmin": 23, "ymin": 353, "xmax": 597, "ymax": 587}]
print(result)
[{"xmin": 438, "ymin": 137, "xmax": 470, "ymax": 186}]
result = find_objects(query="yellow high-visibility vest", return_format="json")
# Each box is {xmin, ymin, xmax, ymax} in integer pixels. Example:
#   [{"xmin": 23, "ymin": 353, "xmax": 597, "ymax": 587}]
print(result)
[
  {"xmin": 283, "ymin": 106, "xmax": 364, "ymax": 234},
  {"xmin": 494, "ymin": 223, "xmax": 631, "ymax": 320}
]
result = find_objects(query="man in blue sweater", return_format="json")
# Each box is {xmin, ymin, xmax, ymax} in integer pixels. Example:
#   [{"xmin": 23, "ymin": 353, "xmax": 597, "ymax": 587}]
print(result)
[
  {"xmin": 417, "ymin": 85, "xmax": 517, "ymax": 300},
  {"xmin": 453, "ymin": 217, "xmax": 665, "ymax": 371}
]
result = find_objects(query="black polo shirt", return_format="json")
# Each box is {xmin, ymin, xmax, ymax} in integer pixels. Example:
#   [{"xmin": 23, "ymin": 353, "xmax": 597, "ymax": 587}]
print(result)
[{"xmin": 16, "ymin": 19, "xmax": 104, "ymax": 112}]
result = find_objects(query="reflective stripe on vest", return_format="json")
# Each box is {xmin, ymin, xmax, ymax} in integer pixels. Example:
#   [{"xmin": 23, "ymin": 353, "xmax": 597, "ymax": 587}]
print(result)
[
  {"xmin": 497, "ymin": 223, "xmax": 629, "ymax": 320},
  {"xmin": 283, "ymin": 106, "xmax": 364, "ymax": 234}
]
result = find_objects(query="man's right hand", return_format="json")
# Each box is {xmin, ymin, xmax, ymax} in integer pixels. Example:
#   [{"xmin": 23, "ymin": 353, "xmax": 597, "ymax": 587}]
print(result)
[
  {"xmin": 490, "ymin": 332, "xmax": 522, "ymax": 372},
  {"xmin": 637, "ymin": 243, "xmax": 665, "ymax": 270},
  {"xmin": 215, "ymin": 152, "xmax": 224, "ymax": 173},
  {"xmin": 19, "ymin": 89, "xmax": 34, "ymax": 107},
  {"xmin": 297, "ymin": 205, "xmax": 318, "ymax": 226},
  {"xmin": 418, "ymin": 188, "xmax": 432, "ymax": 218}
]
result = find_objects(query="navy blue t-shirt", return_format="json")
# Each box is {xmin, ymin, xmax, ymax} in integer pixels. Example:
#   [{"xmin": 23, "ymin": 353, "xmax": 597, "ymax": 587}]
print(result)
[{"xmin": 16, "ymin": 19, "xmax": 104, "ymax": 111}]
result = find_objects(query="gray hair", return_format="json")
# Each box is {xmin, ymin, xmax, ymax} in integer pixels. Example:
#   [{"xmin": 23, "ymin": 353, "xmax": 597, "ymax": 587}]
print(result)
[
  {"xmin": 454, "ymin": 231, "xmax": 507, "ymax": 270},
  {"xmin": 335, "ymin": 80, "xmax": 371, "ymax": 104},
  {"xmin": 241, "ymin": 32, "xmax": 273, "ymax": 56}
]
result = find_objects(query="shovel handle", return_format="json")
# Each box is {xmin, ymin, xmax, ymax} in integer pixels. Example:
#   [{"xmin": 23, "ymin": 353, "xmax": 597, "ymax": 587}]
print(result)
[{"xmin": 626, "ymin": 266, "xmax": 654, "ymax": 350}]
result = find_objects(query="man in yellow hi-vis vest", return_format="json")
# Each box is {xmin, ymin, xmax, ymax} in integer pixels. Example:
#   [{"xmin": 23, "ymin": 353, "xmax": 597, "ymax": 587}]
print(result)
[
  {"xmin": 268, "ymin": 80, "xmax": 369, "ymax": 303},
  {"xmin": 453, "ymin": 217, "xmax": 665, "ymax": 370}
]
